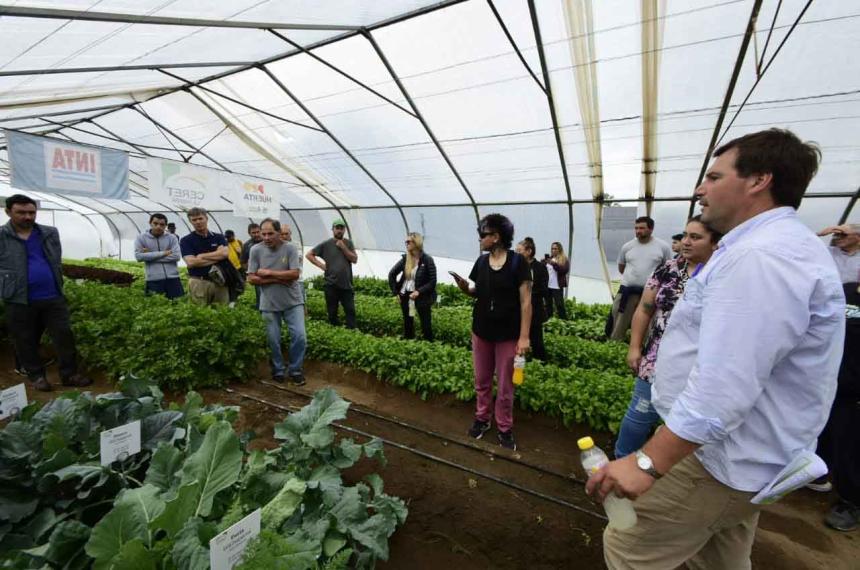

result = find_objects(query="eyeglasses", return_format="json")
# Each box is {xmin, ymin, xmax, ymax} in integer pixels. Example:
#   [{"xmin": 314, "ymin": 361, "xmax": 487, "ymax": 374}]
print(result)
[{"xmin": 478, "ymin": 230, "xmax": 495, "ymax": 239}]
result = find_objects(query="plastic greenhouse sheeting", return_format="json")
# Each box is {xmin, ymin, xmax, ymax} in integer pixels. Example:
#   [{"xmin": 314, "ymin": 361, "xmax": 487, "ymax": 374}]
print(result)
[{"xmin": 0, "ymin": 0, "xmax": 857, "ymax": 303}]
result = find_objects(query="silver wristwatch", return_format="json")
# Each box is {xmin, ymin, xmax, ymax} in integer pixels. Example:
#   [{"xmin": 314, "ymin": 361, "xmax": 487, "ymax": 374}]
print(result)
[{"xmin": 635, "ymin": 450, "xmax": 662, "ymax": 479}]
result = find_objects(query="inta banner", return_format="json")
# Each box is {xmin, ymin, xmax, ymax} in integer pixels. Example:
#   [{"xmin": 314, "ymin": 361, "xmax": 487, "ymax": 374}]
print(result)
[{"xmin": 5, "ymin": 130, "xmax": 129, "ymax": 200}]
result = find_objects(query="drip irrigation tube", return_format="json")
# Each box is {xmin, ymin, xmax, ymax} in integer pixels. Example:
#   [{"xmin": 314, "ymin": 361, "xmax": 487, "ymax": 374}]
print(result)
[
  {"xmin": 226, "ymin": 387, "xmax": 607, "ymax": 523},
  {"xmin": 258, "ymin": 379, "xmax": 586, "ymax": 485}
]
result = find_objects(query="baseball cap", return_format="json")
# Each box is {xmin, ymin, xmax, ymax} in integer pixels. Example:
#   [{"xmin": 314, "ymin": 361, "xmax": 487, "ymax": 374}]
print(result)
[{"xmin": 332, "ymin": 218, "xmax": 346, "ymax": 228}]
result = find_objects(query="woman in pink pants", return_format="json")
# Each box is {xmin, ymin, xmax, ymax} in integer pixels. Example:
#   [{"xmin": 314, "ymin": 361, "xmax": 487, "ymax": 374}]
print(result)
[{"xmin": 453, "ymin": 213, "xmax": 532, "ymax": 450}]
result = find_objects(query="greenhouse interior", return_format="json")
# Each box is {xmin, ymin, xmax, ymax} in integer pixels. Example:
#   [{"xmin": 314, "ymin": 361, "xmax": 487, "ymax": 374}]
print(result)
[{"xmin": 0, "ymin": 0, "xmax": 858, "ymax": 569}]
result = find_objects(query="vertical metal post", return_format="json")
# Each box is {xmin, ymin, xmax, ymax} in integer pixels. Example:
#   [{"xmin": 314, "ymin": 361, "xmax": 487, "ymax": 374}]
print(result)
[
  {"xmin": 257, "ymin": 64, "xmax": 410, "ymax": 237},
  {"xmin": 362, "ymin": 29, "xmax": 481, "ymax": 229},
  {"xmin": 527, "ymin": 0, "xmax": 575, "ymax": 269}
]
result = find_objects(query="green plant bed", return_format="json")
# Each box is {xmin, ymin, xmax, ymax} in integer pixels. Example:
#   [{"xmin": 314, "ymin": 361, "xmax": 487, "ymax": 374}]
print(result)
[
  {"xmin": 0, "ymin": 380, "xmax": 405, "ymax": 570},
  {"xmin": 305, "ymin": 321, "xmax": 632, "ymax": 433},
  {"xmin": 304, "ymin": 290, "xmax": 629, "ymax": 377},
  {"xmin": 65, "ymin": 281, "xmax": 268, "ymax": 389},
  {"xmin": 306, "ymin": 276, "xmax": 470, "ymax": 308}
]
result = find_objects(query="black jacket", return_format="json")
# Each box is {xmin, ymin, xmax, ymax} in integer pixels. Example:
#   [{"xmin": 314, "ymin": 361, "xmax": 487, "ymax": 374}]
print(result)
[
  {"xmin": 388, "ymin": 252, "xmax": 437, "ymax": 306},
  {"xmin": 0, "ymin": 222, "xmax": 63, "ymax": 304},
  {"xmin": 529, "ymin": 259, "xmax": 548, "ymax": 323}
]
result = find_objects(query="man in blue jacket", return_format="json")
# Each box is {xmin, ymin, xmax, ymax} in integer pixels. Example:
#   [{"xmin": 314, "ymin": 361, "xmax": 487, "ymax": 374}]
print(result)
[
  {"xmin": 0, "ymin": 194, "xmax": 92, "ymax": 391},
  {"xmin": 134, "ymin": 213, "xmax": 183, "ymax": 299}
]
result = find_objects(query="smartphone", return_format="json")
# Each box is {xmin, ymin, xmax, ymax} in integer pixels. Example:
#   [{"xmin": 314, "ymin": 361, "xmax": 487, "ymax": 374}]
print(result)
[
  {"xmin": 543, "ymin": 254, "xmax": 550, "ymax": 260},
  {"xmin": 448, "ymin": 270, "xmax": 464, "ymax": 282}
]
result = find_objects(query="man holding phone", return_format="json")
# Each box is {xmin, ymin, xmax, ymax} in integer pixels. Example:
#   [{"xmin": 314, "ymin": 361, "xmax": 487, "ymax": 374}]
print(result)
[{"xmin": 819, "ymin": 224, "xmax": 860, "ymax": 284}]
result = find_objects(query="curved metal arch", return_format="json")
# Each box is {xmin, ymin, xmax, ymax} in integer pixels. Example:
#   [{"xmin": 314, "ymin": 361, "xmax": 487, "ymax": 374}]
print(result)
[
  {"xmin": 179, "ymin": 86, "xmax": 357, "ymax": 240},
  {"xmin": 256, "ymin": 64, "xmax": 410, "ymax": 238},
  {"xmin": 361, "ymin": 29, "xmax": 482, "ymax": 234}
]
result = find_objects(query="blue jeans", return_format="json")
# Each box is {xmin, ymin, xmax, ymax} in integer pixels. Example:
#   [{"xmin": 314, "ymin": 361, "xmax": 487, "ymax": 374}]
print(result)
[
  {"xmin": 263, "ymin": 306, "xmax": 306, "ymax": 378},
  {"xmin": 614, "ymin": 377, "xmax": 661, "ymax": 459}
]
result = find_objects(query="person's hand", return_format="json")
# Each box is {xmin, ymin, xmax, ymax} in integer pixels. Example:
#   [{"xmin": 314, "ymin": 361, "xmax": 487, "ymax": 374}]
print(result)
[
  {"xmin": 818, "ymin": 224, "xmax": 855, "ymax": 237},
  {"xmin": 335, "ymin": 239, "xmax": 346, "ymax": 250},
  {"xmin": 627, "ymin": 347, "xmax": 642, "ymax": 374},
  {"xmin": 455, "ymin": 275, "xmax": 469, "ymax": 294},
  {"xmin": 516, "ymin": 337, "xmax": 530, "ymax": 356},
  {"xmin": 409, "ymin": 291, "xmax": 419, "ymax": 300},
  {"xmin": 163, "ymin": 248, "xmax": 172, "ymax": 257},
  {"xmin": 141, "ymin": 247, "xmax": 150, "ymax": 252},
  {"xmin": 256, "ymin": 268, "xmax": 271, "ymax": 277},
  {"xmin": 585, "ymin": 454, "xmax": 656, "ymax": 502}
]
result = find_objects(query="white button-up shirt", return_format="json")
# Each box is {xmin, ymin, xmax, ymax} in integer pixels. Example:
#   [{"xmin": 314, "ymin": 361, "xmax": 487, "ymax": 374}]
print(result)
[{"xmin": 652, "ymin": 207, "xmax": 845, "ymax": 492}]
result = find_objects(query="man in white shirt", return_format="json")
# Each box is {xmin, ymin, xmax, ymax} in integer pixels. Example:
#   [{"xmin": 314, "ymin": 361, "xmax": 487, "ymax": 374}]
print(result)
[
  {"xmin": 818, "ymin": 223, "xmax": 859, "ymax": 284},
  {"xmin": 587, "ymin": 128, "xmax": 845, "ymax": 569},
  {"xmin": 609, "ymin": 216, "xmax": 672, "ymax": 340}
]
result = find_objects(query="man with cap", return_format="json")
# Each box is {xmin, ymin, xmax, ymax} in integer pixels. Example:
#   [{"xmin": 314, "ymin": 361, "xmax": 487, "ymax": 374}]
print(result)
[{"xmin": 306, "ymin": 218, "xmax": 357, "ymax": 328}]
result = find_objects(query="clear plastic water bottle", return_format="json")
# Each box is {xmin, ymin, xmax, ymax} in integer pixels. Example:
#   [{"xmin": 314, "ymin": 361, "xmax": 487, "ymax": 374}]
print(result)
[
  {"xmin": 408, "ymin": 298, "xmax": 416, "ymax": 317},
  {"xmin": 512, "ymin": 355, "xmax": 525, "ymax": 386},
  {"xmin": 578, "ymin": 436, "xmax": 637, "ymax": 530}
]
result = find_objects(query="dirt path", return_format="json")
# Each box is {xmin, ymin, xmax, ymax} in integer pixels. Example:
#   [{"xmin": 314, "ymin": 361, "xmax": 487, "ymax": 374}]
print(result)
[{"xmin": 1, "ymin": 352, "xmax": 857, "ymax": 569}]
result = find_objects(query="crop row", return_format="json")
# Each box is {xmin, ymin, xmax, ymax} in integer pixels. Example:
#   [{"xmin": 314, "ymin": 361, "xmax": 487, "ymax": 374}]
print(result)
[
  {"xmin": 304, "ymin": 289, "xmax": 630, "ymax": 377},
  {"xmin": 56, "ymin": 281, "xmax": 631, "ymax": 432}
]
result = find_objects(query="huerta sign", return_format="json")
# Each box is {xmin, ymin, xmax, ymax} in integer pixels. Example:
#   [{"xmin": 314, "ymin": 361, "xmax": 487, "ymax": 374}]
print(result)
[
  {"xmin": 231, "ymin": 179, "xmax": 280, "ymax": 218},
  {"xmin": 5, "ymin": 129, "xmax": 129, "ymax": 199}
]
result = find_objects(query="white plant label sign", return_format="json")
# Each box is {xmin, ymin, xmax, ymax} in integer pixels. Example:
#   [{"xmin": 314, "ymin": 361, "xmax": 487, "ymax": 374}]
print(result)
[
  {"xmin": 0, "ymin": 383, "xmax": 27, "ymax": 420},
  {"xmin": 99, "ymin": 420, "xmax": 141, "ymax": 465},
  {"xmin": 209, "ymin": 508, "xmax": 261, "ymax": 570}
]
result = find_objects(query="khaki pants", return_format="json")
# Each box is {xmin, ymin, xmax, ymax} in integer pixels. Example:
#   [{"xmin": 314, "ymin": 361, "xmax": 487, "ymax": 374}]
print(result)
[
  {"xmin": 188, "ymin": 278, "xmax": 229, "ymax": 306},
  {"xmin": 604, "ymin": 455, "xmax": 761, "ymax": 570},
  {"xmin": 610, "ymin": 292, "xmax": 641, "ymax": 341}
]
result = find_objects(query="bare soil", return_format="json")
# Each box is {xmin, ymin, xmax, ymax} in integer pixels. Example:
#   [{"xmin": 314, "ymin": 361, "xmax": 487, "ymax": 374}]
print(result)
[{"xmin": 1, "ymin": 351, "xmax": 857, "ymax": 569}]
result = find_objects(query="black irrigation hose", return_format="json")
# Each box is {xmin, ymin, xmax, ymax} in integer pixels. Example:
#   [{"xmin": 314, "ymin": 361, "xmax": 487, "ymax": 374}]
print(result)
[
  {"xmin": 258, "ymin": 379, "xmax": 587, "ymax": 485},
  {"xmin": 226, "ymin": 388, "xmax": 608, "ymax": 523}
]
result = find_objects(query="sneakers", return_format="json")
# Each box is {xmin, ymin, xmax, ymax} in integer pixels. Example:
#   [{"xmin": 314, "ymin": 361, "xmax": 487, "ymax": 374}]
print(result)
[
  {"xmin": 825, "ymin": 501, "xmax": 860, "ymax": 532},
  {"xmin": 289, "ymin": 374, "xmax": 306, "ymax": 386},
  {"xmin": 497, "ymin": 430, "xmax": 517, "ymax": 451},
  {"xmin": 15, "ymin": 357, "xmax": 57, "ymax": 376},
  {"xmin": 61, "ymin": 374, "xmax": 93, "ymax": 388},
  {"xmin": 30, "ymin": 376, "xmax": 52, "ymax": 392},
  {"xmin": 468, "ymin": 419, "xmax": 491, "ymax": 440},
  {"xmin": 806, "ymin": 476, "xmax": 833, "ymax": 493},
  {"xmin": 272, "ymin": 374, "xmax": 285, "ymax": 384}
]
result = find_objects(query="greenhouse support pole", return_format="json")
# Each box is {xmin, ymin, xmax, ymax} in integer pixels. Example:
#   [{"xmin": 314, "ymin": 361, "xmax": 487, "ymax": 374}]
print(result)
[
  {"xmin": 177, "ymin": 88, "xmax": 337, "ymax": 241},
  {"xmin": 527, "ymin": 0, "xmax": 574, "ymax": 270},
  {"xmin": 486, "ymin": 0, "xmax": 545, "ymax": 93},
  {"xmin": 688, "ymin": 0, "xmax": 763, "ymax": 218},
  {"xmin": 258, "ymin": 64, "xmax": 410, "ymax": 237},
  {"xmin": 266, "ymin": 30, "xmax": 417, "ymax": 118},
  {"xmin": 87, "ymin": 118, "xmax": 199, "ymax": 229},
  {"xmin": 839, "ymin": 187, "xmax": 860, "ymax": 225},
  {"xmin": 362, "ymin": 29, "xmax": 482, "ymax": 232},
  {"xmin": 157, "ymin": 69, "xmax": 324, "ymax": 133}
]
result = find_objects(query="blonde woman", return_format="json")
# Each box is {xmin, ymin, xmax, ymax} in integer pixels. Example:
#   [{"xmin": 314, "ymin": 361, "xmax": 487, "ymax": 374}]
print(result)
[
  {"xmin": 542, "ymin": 241, "xmax": 570, "ymax": 319},
  {"xmin": 388, "ymin": 232, "xmax": 437, "ymax": 340}
]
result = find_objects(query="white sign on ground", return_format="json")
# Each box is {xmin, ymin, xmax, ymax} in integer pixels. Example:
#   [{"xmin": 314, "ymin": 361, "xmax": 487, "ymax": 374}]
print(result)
[
  {"xmin": 0, "ymin": 383, "xmax": 27, "ymax": 420},
  {"xmin": 99, "ymin": 420, "xmax": 141, "ymax": 465},
  {"xmin": 209, "ymin": 508, "xmax": 261, "ymax": 570}
]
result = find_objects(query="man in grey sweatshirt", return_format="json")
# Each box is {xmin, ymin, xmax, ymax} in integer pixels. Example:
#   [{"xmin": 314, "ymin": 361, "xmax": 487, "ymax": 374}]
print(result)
[{"xmin": 134, "ymin": 213, "xmax": 184, "ymax": 299}]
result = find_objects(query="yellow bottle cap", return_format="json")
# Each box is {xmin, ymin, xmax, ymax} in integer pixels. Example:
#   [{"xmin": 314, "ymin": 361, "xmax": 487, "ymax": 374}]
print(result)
[{"xmin": 577, "ymin": 436, "xmax": 594, "ymax": 451}]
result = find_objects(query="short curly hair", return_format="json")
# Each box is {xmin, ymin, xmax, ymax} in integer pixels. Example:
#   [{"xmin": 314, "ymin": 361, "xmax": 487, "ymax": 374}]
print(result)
[{"xmin": 479, "ymin": 213, "xmax": 514, "ymax": 249}]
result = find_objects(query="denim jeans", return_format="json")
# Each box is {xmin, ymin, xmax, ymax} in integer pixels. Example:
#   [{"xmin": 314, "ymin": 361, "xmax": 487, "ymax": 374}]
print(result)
[
  {"xmin": 263, "ymin": 305, "xmax": 306, "ymax": 378},
  {"xmin": 614, "ymin": 377, "xmax": 661, "ymax": 459}
]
